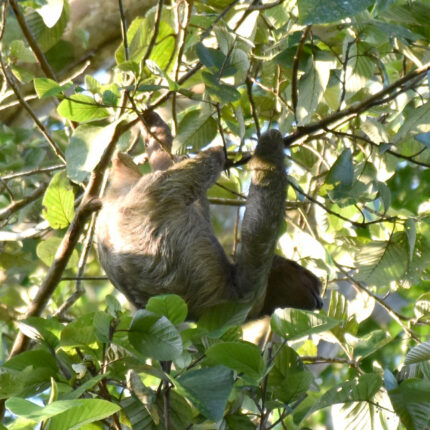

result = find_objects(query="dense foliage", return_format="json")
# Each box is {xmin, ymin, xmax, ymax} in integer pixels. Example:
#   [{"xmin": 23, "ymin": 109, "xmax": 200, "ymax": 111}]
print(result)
[{"xmin": 1, "ymin": 0, "xmax": 430, "ymax": 428}]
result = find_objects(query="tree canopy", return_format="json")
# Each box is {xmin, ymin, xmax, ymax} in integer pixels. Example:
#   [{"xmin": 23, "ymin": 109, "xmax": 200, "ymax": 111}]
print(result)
[{"xmin": 1, "ymin": 0, "xmax": 430, "ymax": 429}]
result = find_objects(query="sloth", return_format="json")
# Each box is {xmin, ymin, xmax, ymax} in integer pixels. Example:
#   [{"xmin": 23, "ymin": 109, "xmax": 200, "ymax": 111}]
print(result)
[{"xmin": 96, "ymin": 112, "xmax": 322, "ymax": 319}]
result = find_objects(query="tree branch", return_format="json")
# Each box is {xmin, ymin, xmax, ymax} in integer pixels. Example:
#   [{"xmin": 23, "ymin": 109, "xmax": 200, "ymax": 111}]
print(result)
[
  {"xmin": 284, "ymin": 62, "xmax": 430, "ymax": 146},
  {"xmin": 0, "ymin": 186, "xmax": 46, "ymax": 221},
  {"xmin": 8, "ymin": 120, "xmax": 132, "ymax": 358}
]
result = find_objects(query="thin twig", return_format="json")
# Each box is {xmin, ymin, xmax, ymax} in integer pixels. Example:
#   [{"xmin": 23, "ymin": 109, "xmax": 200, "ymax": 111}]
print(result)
[
  {"xmin": 249, "ymin": 0, "xmax": 284, "ymax": 10},
  {"xmin": 0, "ymin": 220, "xmax": 50, "ymax": 241},
  {"xmin": 0, "ymin": 58, "xmax": 66, "ymax": 162},
  {"xmin": 338, "ymin": 40, "xmax": 355, "ymax": 110},
  {"xmin": 284, "ymin": 62, "xmax": 430, "ymax": 146},
  {"xmin": 246, "ymin": 76, "xmax": 261, "ymax": 138},
  {"xmin": 291, "ymin": 25, "xmax": 311, "ymax": 120},
  {"xmin": 333, "ymin": 261, "xmax": 420, "ymax": 343},
  {"xmin": 2, "ymin": 164, "xmax": 65, "ymax": 181},
  {"xmin": 201, "ymin": 0, "xmax": 240, "ymax": 40},
  {"xmin": 209, "ymin": 197, "xmax": 245, "ymax": 206},
  {"xmin": 142, "ymin": 0, "xmax": 164, "ymax": 65},
  {"xmin": 301, "ymin": 355, "xmax": 362, "ymax": 372},
  {"xmin": 0, "ymin": 60, "xmax": 91, "ymax": 111},
  {"xmin": 0, "ymin": 186, "xmax": 46, "ymax": 221},
  {"xmin": 288, "ymin": 180, "xmax": 396, "ymax": 227},
  {"xmin": 172, "ymin": 0, "xmax": 192, "ymax": 134},
  {"xmin": 329, "ymin": 129, "xmax": 430, "ymax": 168},
  {"xmin": 117, "ymin": 0, "xmax": 129, "ymax": 61}
]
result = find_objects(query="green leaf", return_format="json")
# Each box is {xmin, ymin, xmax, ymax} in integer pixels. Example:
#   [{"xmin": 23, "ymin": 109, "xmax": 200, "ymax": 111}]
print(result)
[
  {"xmin": 35, "ymin": 0, "xmax": 64, "ymax": 28},
  {"xmin": 66, "ymin": 122, "xmax": 119, "ymax": 185},
  {"xmin": 57, "ymin": 94, "xmax": 110, "ymax": 122},
  {"xmin": 42, "ymin": 171, "xmax": 74, "ymax": 229},
  {"xmin": 298, "ymin": 0, "xmax": 374, "ymax": 24},
  {"xmin": 173, "ymin": 108, "xmax": 218, "ymax": 154},
  {"xmin": 198, "ymin": 302, "xmax": 251, "ymax": 335},
  {"xmin": 297, "ymin": 53, "xmax": 333, "ymax": 124},
  {"xmin": 93, "ymin": 311, "xmax": 113, "ymax": 343},
  {"xmin": 271, "ymin": 309, "xmax": 339, "ymax": 340},
  {"xmin": 206, "ymin": 341, "xmax": 264, "ymax": 382},
  {"xmin": 325, "ymin": 148, "xmax": 354, "ymax": 188},
  {"xmin": 355, "ymin": 233, "xmax": 409, "ymax": 287},
  {"xmin": 202, "ymin": 71, "xmax": 241, "ymax": 103},
  {"xmin": 0, "ymin": 368, "xmax": 25, "ymax": 399},
  {"xmin": 6, "ymin": 398, "xmax": 120, "ymax": 429},
  {"xmin": 60, "ymin": 313, "xmax": 98, "ymax": 348},
  {"xmin": 196, "ymin": 43, "xmax": 236, "ymax": 77},
  {"xmin": 0, "ymin": 351, "xmax": 58, "ymax": 399},
  {"xmin": 36, "ymin": 236, "xmax": 79, "ymax": 269},
  {"xmin": 9, "ymin": 40, "xmax": 37, "ymax": 63},
  {"xmin": 310, "ymin": 373, "xmax": 383, "ymax": 413},
  {"xmin": 376, "ymin": 181, "xmax": 391, "ymax": 212},
  {"xmin": 26, "ymin": 2, "xmax": 69, "ymax": 52},
  {"xmin": 102, "ymin": 89, "xmax": 119, "ymax": 106},
  {"xmin": 395, "ymin": 102, "xmax": 430, "ymax": 142},
  {"xmin": 175, "ymin": 366, "xmax": 234, "ymax": 421},
  {"xmin": 129, "ymin": 310, "xmax": 183, "ymax": 361},
  {"xmin": 116, "ymin": 17, "xmax": 175, "ymax": 70},
  {"xmin": 351, "ymin": 330, "xmax": 393, "ymax": 360},
  {"xmin": 268, "ymin": 346, "xmax": 313, "ymax": 403},
  {"xmin": 146, "ymin": 294, "xmax": 188, "ymax": 325},
  {"xmin": 34, "ymin": 77, "xmax": 69, "ymax": 98},
  {"xmin": 389, "ymin": 379, "xmax": 430, "ymax": 430},
  {"xmin": 17, "ymin": 316, "xmax": 63, "ymax": 348},
  {"xmin": 405, "ymin": 340, "xmax": 430, "ymax": 365}
]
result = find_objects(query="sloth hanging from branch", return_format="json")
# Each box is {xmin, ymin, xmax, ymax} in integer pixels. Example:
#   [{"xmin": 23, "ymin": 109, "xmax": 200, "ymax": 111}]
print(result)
[{"xmin": 96, "ymin": 112, "xmax": 323, "ymax": 319}]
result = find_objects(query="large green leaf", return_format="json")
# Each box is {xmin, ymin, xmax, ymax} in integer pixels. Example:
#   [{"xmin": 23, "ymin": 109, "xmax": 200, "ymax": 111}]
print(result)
[
  {"xmin": 395, "ymin": 102, "xmax": 430, "ymax": 142},
  {"xmin": 310, "ymin": 373, "xmax": 383, "ymax": 413},
  {"xmin": 25, "ymin": 2, "xmax": 69, "ymax": 51},
  {"xmin": 405, "ymin": 340, "xmax": 430, "ymax": 365},
  {"xmin": 0, "ymin": 351, "xmax": 58, "ymax": 398},
  {"xmin": 6, "ymin": 398, "xmax": 120, "ymax": 429},
  {"xmin": 57, "ymin": 94, "xmax": 110, "ymax": 122},
  {"xmin": 175, "ymin": 366, "xmax": 234, "ymax": 421},
  {"xmin": 65, "ymin": 122, "xmax": 119, "ymax": 185},
  {"xmin": 60, "ymin": 313, "xmax": 98, "ymax": 348},
  {"xmin": 389, "ymin": 379, "xmax": 430, "ymax": 430},
  {"xmin": 198, "ymin": 302, "xmax": 251, "ymax": 336},
  {"xmin": 325, "ymin": 148, "xmax": 354, "ymax": 189},
  {"xmin": 173, "ymin": 108, "xmax": 218, "ymax": 154},
  {"xmin": 146, "ymin": 294, "xmax": 188, "ymax": 325},
  {"xmin": 196, "ymin": 42, "xmax": 236, "ymax": 77},
  {"xmin": 267, "ymin": 346, "xmax": 314, "ymax": 403},
  {"xmin": 17, "ymin": 316, "xmax": 63, "ymax": 348},
  {"xmin": 129, "ymin": 310, "xmax": 183, "ymax": 361},
  {"xmin": 355, "ymin": 232, "xmax": 409, "ymax": 287},
  {"xmin": 206, "ymin": 341, "xmax": 264, "ymax": 382}
]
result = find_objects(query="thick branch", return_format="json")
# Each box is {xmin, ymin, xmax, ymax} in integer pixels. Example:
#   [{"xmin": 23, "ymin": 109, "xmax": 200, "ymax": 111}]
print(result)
[{"xmin": 8, "ymin": 120, "xmax": 132, "ymax": 357}]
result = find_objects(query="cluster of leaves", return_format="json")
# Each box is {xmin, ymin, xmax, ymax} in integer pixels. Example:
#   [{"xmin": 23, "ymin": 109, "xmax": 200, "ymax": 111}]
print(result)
[{"xmin": 1, "ymin": 0, "xmax": 430, "ymax": 428}]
